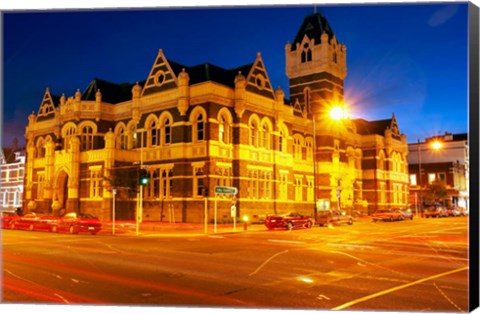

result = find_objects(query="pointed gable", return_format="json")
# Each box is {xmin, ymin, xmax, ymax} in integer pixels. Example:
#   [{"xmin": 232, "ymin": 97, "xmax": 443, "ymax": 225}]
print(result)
[
  {"xmin": 245, "ymin": 52, "xmax": 275, "ymax": 99},
  {"xmin": 37, "ymin": 88, "xmax": 59, "ymax": 122},
  {"xmin": 389, "ymin": 113, "xmax": 400, "ymax": 136},
  {"xmin": 142, "ymin": 49, "xmax": 179, "ymax": 97}
]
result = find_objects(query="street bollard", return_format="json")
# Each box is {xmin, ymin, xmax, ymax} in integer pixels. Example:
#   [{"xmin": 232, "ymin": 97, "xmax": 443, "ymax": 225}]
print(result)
[{"xmin": 242, "ymin": 215, "xmax": 249, "ymax": 231}]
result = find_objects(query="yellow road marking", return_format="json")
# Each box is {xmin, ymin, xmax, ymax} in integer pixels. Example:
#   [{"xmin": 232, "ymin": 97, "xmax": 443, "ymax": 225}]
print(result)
[{"xmin": 332, "ymin": 266, "xmax": 468, "ymax": 310}]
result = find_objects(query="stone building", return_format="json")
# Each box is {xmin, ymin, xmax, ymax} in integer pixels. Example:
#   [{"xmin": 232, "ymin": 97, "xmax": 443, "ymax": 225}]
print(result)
[
  {"xmin": 23, "ymin": 13, "xmax": 409, "ymax": 222},
  {"xmin": 408, "ymin": 133, "xmax": 469, "ymax": 211},
  {"xmin": 1, "ymin": 147, "xmax": 25, "ymax": 212}
]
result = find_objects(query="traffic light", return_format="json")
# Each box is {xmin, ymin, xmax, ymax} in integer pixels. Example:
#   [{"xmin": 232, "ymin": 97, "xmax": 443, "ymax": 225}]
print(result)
[{"xmin": 139, "ymin": 169, "xmax": 149, "ymax": 185}]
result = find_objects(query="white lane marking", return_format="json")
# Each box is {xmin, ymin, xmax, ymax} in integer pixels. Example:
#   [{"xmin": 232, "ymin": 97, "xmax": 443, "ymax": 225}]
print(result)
[
  {"xmin": 249, "ymin": 250, "xmax": 289, "ymax": 277},
  {"xmin": 332, "ymin": 266, "xmax": 468, "ymax": 310},
  {"xmin": 208, "ymin": 235, "xmax": 225, "ymax": 239},
  {"xmin": 433, "ymin": 282, "xmax": 465, "ymax": 312},
  {"xmin": 317, "ymin": 294, "xmax": 331, "ymax": 301}
]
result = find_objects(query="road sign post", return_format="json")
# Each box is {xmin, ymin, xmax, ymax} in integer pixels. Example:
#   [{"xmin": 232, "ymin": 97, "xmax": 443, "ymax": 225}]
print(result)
[{"xmin": 213, "ymin": 186, "xmax": 238, "ymax": 233}]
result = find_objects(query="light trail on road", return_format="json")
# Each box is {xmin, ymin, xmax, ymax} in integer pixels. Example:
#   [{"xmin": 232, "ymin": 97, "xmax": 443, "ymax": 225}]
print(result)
[{"xmin": 331, "ymin": 266, "xmax": 469, "ymax": 310}]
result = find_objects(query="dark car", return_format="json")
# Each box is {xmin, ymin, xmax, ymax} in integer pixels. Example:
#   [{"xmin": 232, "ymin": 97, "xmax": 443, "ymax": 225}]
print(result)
[
  {"xmin": 9, "ymin": 212, "xmax": 58, "ymax": 231},
  {"xmin": 424, "ymin": 205, "xmax": 448, "ymax": 218},
  {"xmin": 264, "ymin": 212, "xmax": 313, "ymax": 230},
  {"xmin": 53, "ymin": 212, "xmax": 102, "ymax": 235},
  {"xmin": 1, "ymin": 209, "xmax": 18, "ymax": 229},
  {"xmin": 316, "ymin": 210, "xmax": 354, "ymax": 226},
  {"xmin": 372, "ymin": 209, "xmax": 403, "ymax": 222}
]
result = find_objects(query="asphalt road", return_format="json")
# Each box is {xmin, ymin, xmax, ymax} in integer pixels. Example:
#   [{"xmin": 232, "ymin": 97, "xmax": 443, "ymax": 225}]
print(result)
[{"xmin": 1, "ymin": 216, "xmax": 470, "ymax": 312}]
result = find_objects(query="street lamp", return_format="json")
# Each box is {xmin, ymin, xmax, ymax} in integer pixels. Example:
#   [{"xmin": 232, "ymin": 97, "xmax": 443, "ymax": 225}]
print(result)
[
  {"xmin": 417, "ymin": 138, "xmax": 443, "ymax": 216},
  {"xmin": 329, "ymin": 106, "xmax": 345, "ymax": 120}
]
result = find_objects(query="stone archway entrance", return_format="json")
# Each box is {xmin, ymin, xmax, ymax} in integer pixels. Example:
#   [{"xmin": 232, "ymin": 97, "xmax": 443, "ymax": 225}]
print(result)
[{"xmin": 52, "ymin": 170, "xmax": 69, "ymax": 216}]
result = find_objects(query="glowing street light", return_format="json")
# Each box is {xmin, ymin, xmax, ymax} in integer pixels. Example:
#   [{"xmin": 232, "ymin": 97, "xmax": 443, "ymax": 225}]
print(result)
[
  {"xmin": 329, "ymin": 106, "xmax": 344, "ymax": 120},
  {"xmin": 431, "ymin": 140, "xmax": 443, "ymax": 150},
  {"xmin": 417, "ymin": 138, "xmax": 443, "ymax": 216}
]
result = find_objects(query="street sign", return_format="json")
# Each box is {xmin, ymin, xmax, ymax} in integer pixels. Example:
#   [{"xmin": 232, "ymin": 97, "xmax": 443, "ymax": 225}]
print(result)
[{"xmin": 214, "ymin": 186, "xmax": 238, "ymax": 195}]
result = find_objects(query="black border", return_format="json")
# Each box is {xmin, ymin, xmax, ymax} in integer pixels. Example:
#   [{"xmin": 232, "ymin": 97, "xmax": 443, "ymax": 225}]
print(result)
[{"xmin": 469, "ymin": 1, "xmax": 480, "ymax": 312}]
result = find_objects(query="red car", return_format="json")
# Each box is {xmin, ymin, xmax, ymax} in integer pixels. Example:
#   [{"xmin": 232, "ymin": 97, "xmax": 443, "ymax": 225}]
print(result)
[
  {"xmin": 1, "ymin": 209, "xmax": 18, "ymax": 229},
  {"xmin": 372, "ymin": 209, "xmax": 403, "ymax": 222},
  {"xmin": 9, "ymin": 212, "xmax": 58, "ymax": 231},
  {"xmin": 264, "ymin": 212, "xmax": 313, "ymax": 230},
  {"xmin": 53, "ymin": 212, "xmax": 102, "ymax": 235}
]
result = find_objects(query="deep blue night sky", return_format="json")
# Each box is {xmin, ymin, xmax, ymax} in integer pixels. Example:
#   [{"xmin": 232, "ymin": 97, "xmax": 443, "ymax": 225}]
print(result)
[{"xmin": 2, "ymin": 2, "xmax": 469, "ymax": 148}]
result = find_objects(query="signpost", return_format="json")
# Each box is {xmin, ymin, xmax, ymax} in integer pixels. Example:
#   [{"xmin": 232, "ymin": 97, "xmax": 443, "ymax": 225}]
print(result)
[
  {"xmin": 215, "ymin": 186, "xmax": 238, "ymax": 195},
  {"xmin": 112, "ymin": 189, "xmax": 117, "ymax": 235},
  {"xmin": 213, "ymin": 186, "xmax": 238, "ymax": 233}
]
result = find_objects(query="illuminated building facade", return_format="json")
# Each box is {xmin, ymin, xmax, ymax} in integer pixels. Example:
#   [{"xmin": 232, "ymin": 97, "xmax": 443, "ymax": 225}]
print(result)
[
  {"xmin": 1, "ymin": 148, "xmax": 25, "ymax": 211},
  {"xmin": 408, "ymin": 133, "xmax": 469, "ymax": 211},
  {"xmin": 23, "ymin": 13, "xmax": 409, "ymax": 222}
]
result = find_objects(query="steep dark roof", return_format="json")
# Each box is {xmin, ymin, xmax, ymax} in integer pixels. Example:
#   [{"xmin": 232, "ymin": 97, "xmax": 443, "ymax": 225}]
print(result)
[
  {"xmin": 353, "ymin": 118, "xmax": 392, "ymax": 136},
  {"xmin": 169, "ymin": 60, "xmax": 254, "ymax": 88},
  {"xmin": 291, "ymin": 13, "xmax": 335, "ymax": 51},
  {"xmin": 82, "ymin": 78, "xmax": 145, "ymax": 104},
  {"xmin": 1, "ymin": 148, "xmax": 24, "ymax": 163},
  {"xmin": 452, "ymin": 133, "xmax": 468, "ymax": 141},
  {"xmin": 51, "ymin": 94, "xmax": 61, "ymax": 107}
]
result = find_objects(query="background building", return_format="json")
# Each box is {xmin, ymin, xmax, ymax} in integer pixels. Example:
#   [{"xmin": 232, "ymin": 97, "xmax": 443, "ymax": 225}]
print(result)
[
  {"xmin": 1, "ymin": 147, "xmax": 25, "ymax": 212},
  {"xmin": 408, "ymin": 133, "xmax": 469, "ymax": 211},
  {"xmin": 23, "ymin": 13, "xmax": 409, "ymax": 222}
]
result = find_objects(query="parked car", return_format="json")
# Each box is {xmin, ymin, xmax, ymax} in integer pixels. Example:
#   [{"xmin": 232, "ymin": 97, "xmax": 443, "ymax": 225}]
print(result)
[
  {"xmin": 423, "ymin": 205, "xmax": 448, "ymax": 218},
  {"xmin": 53, "ymin": 212, "xmax": 102, "ymax": 235},
  {"xmin": 446, "ymin": 206, "xmax": 462, "ymax": 217},
  {"xmin": 316, "ymin": 210, "xmax": 354, "ymax": 226},
  {"xmin": 264, "ymin": 212, "xmax": 313, "ymax": 230},
  {"xmin": 9, "ymin": 212, "xmax": 58, "ymax": 231},
  {"xmin": 1, "ymin": 208, "xmax": 18, "ymax": 229},
  {"xmin": 372, "ymin": 209, "xmax": 403, "ymax": 222},
  {"xmin": 399, "ymin": 208, "xmax": 414, "ymax": 220}
]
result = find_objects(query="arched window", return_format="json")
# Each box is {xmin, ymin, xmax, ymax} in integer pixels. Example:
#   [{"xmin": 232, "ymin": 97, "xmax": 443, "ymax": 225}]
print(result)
[
  {"xmin": 218, "ymin": 111, "xmax": 232, "ymax": 145},
  {"xmin": 63, "ymin": 125, "xmax": 76, "ymax": 151},
  {"xmin": 150, "ymin": 120, "xmax": 158, "ymax": 146},
  {"xmin": 293, "ymin": 135, "xmax": 303, "ymax": 160},
  {"xmin": 36, "ymin": 138, "xmax": 45, "ymax": 158},
  {"xmin": 80, "ymin": 125, "xmax": 94, "ymax": 151},
  {"xmin": 250, "ymin": 120, "xmax": 259, "ymax": 147},
  {"xmin": 117, "ymin": 126, "xmax": 127, "ymax": 150},
  {"xmin": 261, "ymin": 123, "xmax": 268, "ymax": 149},
  {"xmin": 301, "ymin": 42, "xmax": 312, "ymax": 63},
  {"xmin": 130, "ymin": 125, "xmax": 138, "ymax": 149},
  {"xmin": 196, "ymin": 114, "xmax": 205, "ymax": 142},
  {"xmin": 164, "ymin": 118, "xmax": 171, "ymax": 145},
  {"xmin": 378, "ymin": 150, "xmax": 385, "ymax": 170},
  {"xmin": 305, "ymin": 138, "xmax": 313, "ymax": 161}
]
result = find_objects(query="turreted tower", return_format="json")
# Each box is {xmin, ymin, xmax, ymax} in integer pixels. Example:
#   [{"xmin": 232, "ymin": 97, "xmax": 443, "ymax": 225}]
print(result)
[{"xmin": 286, "ymin": 13, "xmax": 347, "ymax": 117}]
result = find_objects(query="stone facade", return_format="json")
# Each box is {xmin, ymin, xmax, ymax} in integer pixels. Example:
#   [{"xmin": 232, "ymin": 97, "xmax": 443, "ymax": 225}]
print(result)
[{"xmin": 23, "ymin": 13, "xmax": 409, "ymax": 222}]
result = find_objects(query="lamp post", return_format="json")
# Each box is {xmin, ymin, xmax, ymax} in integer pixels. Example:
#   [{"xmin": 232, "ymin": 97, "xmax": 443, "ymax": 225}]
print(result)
[
  {"xmin": 417, "ymin": 138, "xmax": 443, "ymax": 217},
  {"xmin": 112, "ymin": 188, "xmax": 117, "ymax": 235},
  {"xmin": 417, "ymin": 139, "xmax": 423, "ymax": 217}
]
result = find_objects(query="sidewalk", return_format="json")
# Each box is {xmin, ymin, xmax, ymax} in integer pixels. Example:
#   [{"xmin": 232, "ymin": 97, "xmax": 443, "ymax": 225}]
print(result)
[{"xmin": 100, "ymin": 220, "xmax": 266, "ymax": 236}]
